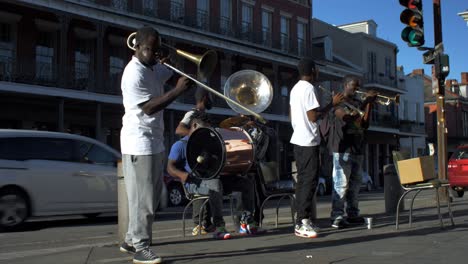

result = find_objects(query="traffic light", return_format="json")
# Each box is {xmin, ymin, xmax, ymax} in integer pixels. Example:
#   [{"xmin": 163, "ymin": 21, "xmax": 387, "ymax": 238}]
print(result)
[{"xmin": 399, "ymin": 0, "xmax": 424, "ymax": 47}]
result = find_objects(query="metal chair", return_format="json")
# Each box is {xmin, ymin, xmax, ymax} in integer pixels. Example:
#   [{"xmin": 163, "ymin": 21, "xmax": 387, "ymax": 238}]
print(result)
[
  {"xmin": 181, "ymin": 183, "xmax": 236, "ymax": 237},
  {"xmin": 256, "ymin": 161, "xmax": 296, "ymax": 228},
  {"xmin": 392, "ymin": 151, "xmax": 455, "ymax": 230}
]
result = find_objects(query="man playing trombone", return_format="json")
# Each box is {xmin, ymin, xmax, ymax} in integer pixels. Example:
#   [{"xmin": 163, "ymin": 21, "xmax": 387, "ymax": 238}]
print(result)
[
  {"xmin": 329, "ymin": 75, "xmax": 377, "ymax": 229},
  {"xmin": 120, "ymin": 26, "xmax": 191, "ymax": 264}
]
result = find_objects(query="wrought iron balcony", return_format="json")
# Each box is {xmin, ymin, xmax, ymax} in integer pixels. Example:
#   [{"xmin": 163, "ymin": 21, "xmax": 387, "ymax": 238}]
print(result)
[
  {"xmin": 364, "ymin": 73, "xmax": 398, "ymax": 89},
  {"xmin": 399, "ymin": 120, "xmax": 426, "ymax": 134}
]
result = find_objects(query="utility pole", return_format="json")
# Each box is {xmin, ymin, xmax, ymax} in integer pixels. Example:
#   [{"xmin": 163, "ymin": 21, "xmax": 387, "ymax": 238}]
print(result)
[{"xmin": 432, "ymin": 0, "xmax": 449, "ymax": 201}]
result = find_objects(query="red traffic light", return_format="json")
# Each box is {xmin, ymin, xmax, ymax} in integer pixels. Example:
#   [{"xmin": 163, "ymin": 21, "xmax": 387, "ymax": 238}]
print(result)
[
  {"xmin": 399, "ymin": 0, "xmax": 421, "ymax": 9},
  {"xmin": 399, "ymin": 0, "xmax": 424, "ymax": 47}
]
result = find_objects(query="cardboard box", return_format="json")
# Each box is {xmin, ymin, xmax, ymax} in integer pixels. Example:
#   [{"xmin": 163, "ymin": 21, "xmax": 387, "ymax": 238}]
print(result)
[{"xmin": 396, "ymin": 156, "xmax": 436, "ymax": 184}]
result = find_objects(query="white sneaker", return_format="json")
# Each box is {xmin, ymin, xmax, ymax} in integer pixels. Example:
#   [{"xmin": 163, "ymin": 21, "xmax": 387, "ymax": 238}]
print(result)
[{"xmin": 295, "ymin": 219, "xmax": 318, "ymax": 238}]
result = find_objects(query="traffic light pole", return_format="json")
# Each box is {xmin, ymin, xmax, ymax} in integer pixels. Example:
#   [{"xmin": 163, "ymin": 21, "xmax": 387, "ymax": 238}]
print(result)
[{"xmin": 432, "ymin": 0, "xmax": 449, "ymax": 201}]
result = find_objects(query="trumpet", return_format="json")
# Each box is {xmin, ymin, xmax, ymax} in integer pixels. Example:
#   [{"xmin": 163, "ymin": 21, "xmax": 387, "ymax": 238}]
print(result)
[
  {"xmin": 355, "ymin": 90, "xmax": 400, "ymax": 106},
  {"xmin": 317, "ymin": 85, "xmax": 365, "ymax": 117},
  {"xmin": 126, "ymin": 32, "xmax": 271, "ymax": 124}
]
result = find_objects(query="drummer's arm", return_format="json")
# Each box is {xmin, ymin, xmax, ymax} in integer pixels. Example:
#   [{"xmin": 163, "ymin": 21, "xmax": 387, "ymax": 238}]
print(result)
[
  {"xmin": 167, "ymin": 159, "xmax": 189, "ymax": 183},
  {"xmin": 175, "ymin": 123, "xmax": 190, "ymax": 137}
]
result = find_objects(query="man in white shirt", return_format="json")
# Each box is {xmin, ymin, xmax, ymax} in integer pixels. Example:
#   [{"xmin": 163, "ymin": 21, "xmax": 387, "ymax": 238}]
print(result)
[
  {"xmin": 290, "ymin": 58, "xmax": 342, "ymax": 238},
  {"xmin": 119, "ymin": 26, "xmax": 191, "ymax": 264}
]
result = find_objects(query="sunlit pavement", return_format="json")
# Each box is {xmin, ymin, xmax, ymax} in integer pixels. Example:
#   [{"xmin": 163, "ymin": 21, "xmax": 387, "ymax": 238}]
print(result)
[{"xmin": 1, "ymin": 190, "xmax": 467, "ymax": 264}]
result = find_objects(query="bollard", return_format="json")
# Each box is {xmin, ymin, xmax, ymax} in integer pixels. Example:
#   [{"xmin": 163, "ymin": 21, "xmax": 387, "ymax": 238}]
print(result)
[
  {"xmin": 117, "ymin": 160, "xmax": 128, "ymax": 243},
  {"xmin": 383, "ymin": 164, "xmax": 404, "ymax": 214}
]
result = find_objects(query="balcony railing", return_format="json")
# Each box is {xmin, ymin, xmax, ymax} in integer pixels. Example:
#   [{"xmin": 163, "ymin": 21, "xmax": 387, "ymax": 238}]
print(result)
[
  {"xmin": 68, "ymin": 0, "xmax": 310, "ymax": 57},
  {"xmin": 261, "ymin": 28, "xmax": 272, "ymax": 47},
  {"xmin": 219, "ymin": 16, "xmax": 234, "ymax": 36},
  {"xmin": 239, "ymin": 22, "xmax": 254, "ymax": 42},
  {"xmin": 364, "ymin": 73, "xmax": 398, "ymax": 89},
  {"xmin": 372, "ymin": 113, "xmax": 399, "ymax": 128},
  {"xmin": 399, "ymin": 120, "xmax": 425, "ymax": 134}
]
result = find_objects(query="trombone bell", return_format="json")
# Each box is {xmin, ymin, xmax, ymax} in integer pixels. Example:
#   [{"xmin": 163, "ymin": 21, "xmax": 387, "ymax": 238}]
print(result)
[
  {"xmin": 126, "ymin": 31, "xmax": 218, "ymax": 79},
  {"xmin": 173, "ymin": 48, "xmax": 218, "ymax": 79}
]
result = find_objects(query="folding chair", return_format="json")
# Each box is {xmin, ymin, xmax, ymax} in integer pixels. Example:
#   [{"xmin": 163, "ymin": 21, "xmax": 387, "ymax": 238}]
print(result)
[
  {"xmin": 392, "ymin": 151, "xmax": 455, "ymax": 230},
  {"xmin": 256, "ymin": 161, "xmax": 296, "ymax": 228},
  {"xmin": 181, "ymin": 183, "xmax": 211, "ymax": 237},
  {"xmin": 181, "ymin": 183, "xmax": 236, "ymax": 237}
]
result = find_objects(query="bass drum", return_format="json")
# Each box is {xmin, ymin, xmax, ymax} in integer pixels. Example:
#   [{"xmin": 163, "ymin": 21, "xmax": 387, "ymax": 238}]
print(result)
[{"xmin": 186, "ymin": 127, "xmax": 255, "ymax": 179}]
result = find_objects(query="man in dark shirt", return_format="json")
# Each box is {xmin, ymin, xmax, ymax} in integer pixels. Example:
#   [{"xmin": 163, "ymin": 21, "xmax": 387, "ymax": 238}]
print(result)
[{"xmin": 329, "ymin": 75, "xmax": 377, "ymax": 229}]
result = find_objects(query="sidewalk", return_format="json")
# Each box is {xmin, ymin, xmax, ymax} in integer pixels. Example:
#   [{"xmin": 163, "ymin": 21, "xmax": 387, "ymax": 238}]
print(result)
[{"xmin": 9, "ymin": 191, "xmax": 468, "ymax": 264}]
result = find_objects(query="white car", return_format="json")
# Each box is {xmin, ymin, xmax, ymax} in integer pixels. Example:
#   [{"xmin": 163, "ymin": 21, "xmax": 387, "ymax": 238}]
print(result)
[
  {"xmin": 0, "ymin": 129, "xmax": 121, "ymax": 230},
  {"xmin": 317, "ymin": 177, "xmax": 327, "ymax": 196},
  {"xmin": 361, "ymin": 171, "xmax": 374, "ymax": 192}
]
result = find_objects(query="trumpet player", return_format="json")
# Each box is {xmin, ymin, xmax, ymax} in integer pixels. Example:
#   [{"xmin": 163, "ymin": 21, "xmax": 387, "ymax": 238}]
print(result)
[
  {"xmin": 120, "ymin": 26, "xmax": 192, "ymax": 264},
  {"xmin": 329, "ymin": 75, "xmax": 377, "ymax": 229}
]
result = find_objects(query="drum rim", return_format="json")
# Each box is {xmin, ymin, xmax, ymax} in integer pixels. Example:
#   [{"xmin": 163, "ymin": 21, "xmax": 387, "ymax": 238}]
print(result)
[{"xmin": 186, "ymin": 127, "xmax": 227, "ymax": 179}]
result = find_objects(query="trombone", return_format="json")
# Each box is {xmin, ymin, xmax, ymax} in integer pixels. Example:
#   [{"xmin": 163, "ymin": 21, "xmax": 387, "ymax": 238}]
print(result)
[
  {"xmin": 317, "ymin": 85, "xmax": 365, "ymax": 117},
  {"xmin": 126, "ymin": 32, "xmax": 269, "ymax": 124},
  {"xmin": 355, "ymin": 90, "xmax": 400, "ymax": 106}
]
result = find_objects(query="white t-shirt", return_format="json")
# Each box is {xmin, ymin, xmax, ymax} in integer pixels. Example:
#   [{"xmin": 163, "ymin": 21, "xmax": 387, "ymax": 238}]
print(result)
[
  {"xmin": 289, "ymin": 80, "xmax": 321, "ymax": 147},
  {"xmin": 120, "ymin": 56, "xmax": 173, "ymax": 155}
]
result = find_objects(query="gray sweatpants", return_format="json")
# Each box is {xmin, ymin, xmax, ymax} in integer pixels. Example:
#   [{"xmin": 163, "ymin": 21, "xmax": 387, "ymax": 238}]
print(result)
[{"xmin": 122, "ymin": 153, "xmax": 164, "ymax": 251}]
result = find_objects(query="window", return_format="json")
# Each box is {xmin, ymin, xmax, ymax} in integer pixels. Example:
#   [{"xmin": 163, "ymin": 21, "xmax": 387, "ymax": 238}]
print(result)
[
  {"xmin": 111, "ymin": 0, "xmax": 127, "ymax": 11},
  {"xmin": 77, "ymin": 141, "xmax": 116, "ymax": 166},
  {"xmin": 297, "ymin": 21, "xmax": 306, "ymax": 56},
  {"xmin": 241, "ymin": 2, "xmax": 253, "ymax": 41},
  {"xmin": 74, "ymin": 39, "xmax": 92, "ymax": 90},
  {"xmin": 35, "ymin": 32, "xmax": 55, "ymax": 82},
  {"xmin": 280, "ymin": 16, "xmax": 290, "ymax": 52},
  {"xmin": 142, "ymin": 0, "xmax": 156, "ymax": 16},
  {"xmin": 170, "ymin": 0, "xmax": 185, "ymax": 24},
  {"xmin": 220, "ymin": 0, "xmax": 232, "ymax": 35},
  {"xmin": 385, "ymin": 57, "xmax": 392, "ymax": 77},
  {"xmin": 0, "ymin": 22, "xmax": 14, "ymax": 81},
  {"xmin": 196, "ymin": 0, "xmax": 209, "ymax": 30},
  {"xmin": 261, "ymin": 10, "xmax": 272, "ymax": 46},
  {"xmin": 0, "ymin": 137, "xmax": 74, "ymax": 161},
  {"xmin": 415, "ymin": 102, "xmax": 421, "ymax": 123},
  {"xmin": 108, "ymin": 46, "xmax": 125, "ymax": 94},
  {"xmin": 403, "ymin": 100, "xmax": 409, "ymax": 120},
  {"xmin": 464, "ymin": 112, "xmax": 468, "ymax": 137},
  {"xmin": 367, "ymin": 51, "xmax": 377, "ymax": 81}
]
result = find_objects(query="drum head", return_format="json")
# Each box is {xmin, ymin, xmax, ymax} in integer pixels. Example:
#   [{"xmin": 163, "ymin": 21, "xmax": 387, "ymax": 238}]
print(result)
[{"xmin": 186, "ymin": 127, "xmax": 226, "ymax": 179}]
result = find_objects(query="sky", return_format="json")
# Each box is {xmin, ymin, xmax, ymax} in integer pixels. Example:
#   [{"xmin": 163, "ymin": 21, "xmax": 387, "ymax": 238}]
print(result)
[{"xmin": 313, "ymin": 0, "xmax": 467, "ymax": 81}]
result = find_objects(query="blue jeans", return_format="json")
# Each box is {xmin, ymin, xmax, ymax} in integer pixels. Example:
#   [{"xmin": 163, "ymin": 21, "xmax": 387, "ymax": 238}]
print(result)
[
  {"xmin": 331, "ymin": 152, "xmax": 363, "ymax": 220},
  {"xmin": 186, "ymin": 179, "xmax": 225, "ymax": 227}
]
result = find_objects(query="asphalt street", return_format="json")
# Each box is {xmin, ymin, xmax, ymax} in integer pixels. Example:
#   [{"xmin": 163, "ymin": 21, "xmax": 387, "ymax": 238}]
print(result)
[{"xmin": 1, "ymin": 190, "xmax": 467, "ymax": 264}]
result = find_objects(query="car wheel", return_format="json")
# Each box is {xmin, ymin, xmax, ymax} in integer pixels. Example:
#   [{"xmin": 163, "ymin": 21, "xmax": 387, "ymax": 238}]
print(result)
[
  {"xmin": 0, "ymin": 188, "xmax": 29, "ymax": 230},
  {"xmin": 457, "ymin": 190, "xmax": 464, "ymax": 198},
  {"xmin": 366, "ymin": 182, "xmax": 373, "ymax": 192},
  {"xmin": 317, "ymin": 184, "xmax": 325, "ymax": 196},
  {"xmin": 168, "ymin": 184, "xmax": 186, "ymax": 207}
]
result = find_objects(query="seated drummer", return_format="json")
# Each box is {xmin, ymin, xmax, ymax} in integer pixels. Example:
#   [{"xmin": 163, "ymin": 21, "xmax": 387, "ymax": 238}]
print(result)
[{"xmin": 167, "ymin": 110, "xmax": 264, "ymax": 237}]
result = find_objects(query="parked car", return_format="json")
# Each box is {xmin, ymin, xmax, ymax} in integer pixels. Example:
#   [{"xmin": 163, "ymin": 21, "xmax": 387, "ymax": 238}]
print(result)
[
  {"xmin": 164, "ymin": 173, "xmax": 188, "ymax": 207},
  {"xmin": 448, "ymin": 145, "xmax": 468, "ymax": 198},
  {"xmin": 361, "ymin": 171, "xmax": 374, "ymax": 192},
  {"xmin": 0, "ymin": 129, "xmax": 121, "ymax": 230}
]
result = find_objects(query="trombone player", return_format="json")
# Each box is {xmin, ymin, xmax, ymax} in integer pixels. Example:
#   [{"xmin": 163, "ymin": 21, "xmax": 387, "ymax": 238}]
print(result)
[
  {"xmin": 119, "ymin": 26, "xmax": 191, "ymax": 264},
  {"xmin": 329, "ymin": 75, "xmax": 378, "ymax": 229}
]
